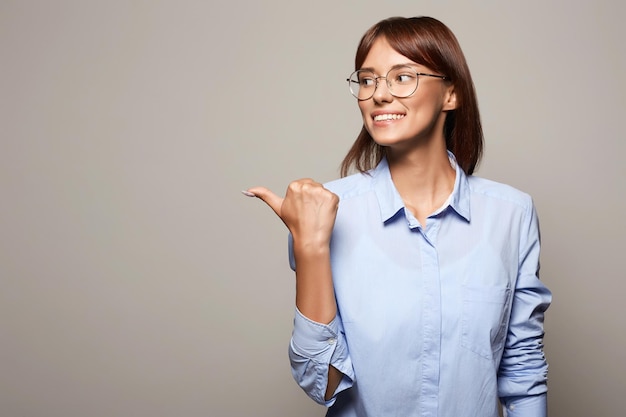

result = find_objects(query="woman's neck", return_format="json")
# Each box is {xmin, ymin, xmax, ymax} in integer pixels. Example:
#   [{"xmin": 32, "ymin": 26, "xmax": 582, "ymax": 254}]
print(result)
[{"xmin": 387, "ymin": 141, "xmax": 456, "ymax": 227}]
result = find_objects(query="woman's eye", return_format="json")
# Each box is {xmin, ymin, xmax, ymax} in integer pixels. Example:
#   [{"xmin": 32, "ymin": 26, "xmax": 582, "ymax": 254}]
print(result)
[
  {"xmin": 395, "ymin": 73, "xmax": 416, "ymax": 83},
  {"xmin": 359, "ymin": 77, "xmax": 375, "ymax": 87}
]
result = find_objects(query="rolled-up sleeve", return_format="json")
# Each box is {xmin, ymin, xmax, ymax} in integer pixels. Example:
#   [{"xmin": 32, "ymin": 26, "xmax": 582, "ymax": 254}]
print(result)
[
  {"xmin": 498, "ymin": 200, "xmax": 552, "ymax": 417},
  {"xmin": 289, "ymin": 308, "xmax": 355, "ymax": 406}
]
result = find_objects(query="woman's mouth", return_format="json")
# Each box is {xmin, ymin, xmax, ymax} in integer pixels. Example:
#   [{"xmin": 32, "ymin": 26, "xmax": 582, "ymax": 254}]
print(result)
[{"xmin": 373, "ymin": 113, "xmax": 405, "ymax": 121}]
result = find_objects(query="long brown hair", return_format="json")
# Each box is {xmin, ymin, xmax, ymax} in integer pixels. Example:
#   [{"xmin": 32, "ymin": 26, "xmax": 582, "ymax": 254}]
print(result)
[{"xmin": 340, "ymin": 16, "xmax": 483, "ymax": 176}]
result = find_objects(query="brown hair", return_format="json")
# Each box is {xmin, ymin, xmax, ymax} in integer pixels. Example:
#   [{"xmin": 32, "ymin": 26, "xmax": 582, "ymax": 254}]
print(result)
[{"xmin": 340, "ymin": 16, "xmax": 483, "ymax": 176}]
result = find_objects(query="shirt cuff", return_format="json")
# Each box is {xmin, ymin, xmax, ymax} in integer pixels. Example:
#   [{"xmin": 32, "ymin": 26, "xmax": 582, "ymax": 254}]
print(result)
[
  {"xmin": 291, "ymin": 307, "xmax": 340, "ymax": 357},
  {"xmin": 291, "ymin": 307, "xmax": 355, "ymax": 401},
  {"xmin": 502, "ymin": 394, "xmax": 547, "ymax": 417}
]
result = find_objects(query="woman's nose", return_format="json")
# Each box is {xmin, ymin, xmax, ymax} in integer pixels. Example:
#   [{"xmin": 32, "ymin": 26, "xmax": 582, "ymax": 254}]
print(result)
[{"xmin": 373, "ymin": 78, "xmax": 393, "ymax": 103}]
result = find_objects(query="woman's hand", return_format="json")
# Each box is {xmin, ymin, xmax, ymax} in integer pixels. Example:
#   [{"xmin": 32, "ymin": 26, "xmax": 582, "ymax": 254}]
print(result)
[{"xmin": 245, "ymin": 179, "xmax": 339, "ymax": 250}]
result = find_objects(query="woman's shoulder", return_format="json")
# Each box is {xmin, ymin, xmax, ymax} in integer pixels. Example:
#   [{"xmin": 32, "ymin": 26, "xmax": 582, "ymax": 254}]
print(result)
[
  {"xmin": 323, "ymin": 171, "xmax": 374, "ymax": 200},
  {"xmin": 467, "ymin": 175, "xmax": 534, "ymax": 209}
]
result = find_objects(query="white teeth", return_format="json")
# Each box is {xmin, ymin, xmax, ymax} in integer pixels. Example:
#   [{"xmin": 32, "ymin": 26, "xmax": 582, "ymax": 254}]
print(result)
[{"xmin": 374, "ymin": 114, "xmax": 405, "ymax": 121}]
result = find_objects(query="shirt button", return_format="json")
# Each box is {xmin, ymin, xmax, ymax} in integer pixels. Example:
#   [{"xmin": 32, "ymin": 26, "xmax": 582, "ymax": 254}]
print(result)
[
  {"xmin": 327, "ymin": 338, "xmax": 336, "ymax": 345},
  {"xmin": 509, "ymin": 404, "xmax": 515, "ymax": 411}
]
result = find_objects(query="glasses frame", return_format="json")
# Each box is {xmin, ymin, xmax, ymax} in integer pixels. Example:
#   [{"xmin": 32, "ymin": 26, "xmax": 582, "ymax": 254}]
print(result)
[{"xmin": 347, "ymin": 66, "xmax": 448, "ymax": 101}]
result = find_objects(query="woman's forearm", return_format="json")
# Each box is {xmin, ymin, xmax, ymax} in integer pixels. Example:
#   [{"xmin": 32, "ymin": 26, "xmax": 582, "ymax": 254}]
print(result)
[{"xmin": 293, "ymin": 243, "xmax": 336, "ymax": 324}]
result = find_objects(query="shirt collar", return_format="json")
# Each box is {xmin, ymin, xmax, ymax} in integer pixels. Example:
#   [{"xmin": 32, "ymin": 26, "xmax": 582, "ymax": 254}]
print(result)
[
  {"xmin": 371, "ymin": 157, "xmax": 405, "ymax": 223},
  {"xmin": 448, "ymin": 152, "xmax": 471, "ymax": 222},
  {"xmin": 371, "ymin": 151, "xmax": 471, "ymax": 224}
]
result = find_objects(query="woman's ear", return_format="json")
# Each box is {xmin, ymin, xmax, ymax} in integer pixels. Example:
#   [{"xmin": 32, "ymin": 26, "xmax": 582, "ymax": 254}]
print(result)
[{"xmin": 443, "ymin": 86, "xmax": 457, "ymax": 111}]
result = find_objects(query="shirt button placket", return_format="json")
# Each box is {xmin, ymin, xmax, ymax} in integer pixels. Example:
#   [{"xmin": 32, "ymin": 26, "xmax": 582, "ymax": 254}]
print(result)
[{"xmin": 418, "ymin": 224, "xmax": 442, "ymax": 417}]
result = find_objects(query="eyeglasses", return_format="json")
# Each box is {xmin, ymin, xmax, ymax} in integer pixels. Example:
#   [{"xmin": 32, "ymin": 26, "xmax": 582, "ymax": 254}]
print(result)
[{"xmin": 347, "ymin": 65, "xmax": 448, "ymax": 100}]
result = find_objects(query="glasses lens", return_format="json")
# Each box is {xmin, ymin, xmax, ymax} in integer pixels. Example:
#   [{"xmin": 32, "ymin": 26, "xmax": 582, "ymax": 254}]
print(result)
[
  {"xmin": 387, "ymin": 66, "xmax": 418, "ymax": 98},
  {"xmin": 349, "ymin": 70, "xmax": 376, "ymax": 100}
]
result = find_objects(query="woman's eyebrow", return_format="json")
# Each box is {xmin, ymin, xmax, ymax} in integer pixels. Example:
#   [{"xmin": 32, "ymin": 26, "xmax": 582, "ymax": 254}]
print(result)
[{"xmin": 358, "ymin": 63, "xmax": 420, "ymax": 72}]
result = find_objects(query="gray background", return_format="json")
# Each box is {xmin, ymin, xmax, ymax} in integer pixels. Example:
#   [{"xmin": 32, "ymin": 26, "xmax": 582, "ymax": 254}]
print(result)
[{"xmin": 1, "ymin": 1, "xmax": 624, "ymax": 416}]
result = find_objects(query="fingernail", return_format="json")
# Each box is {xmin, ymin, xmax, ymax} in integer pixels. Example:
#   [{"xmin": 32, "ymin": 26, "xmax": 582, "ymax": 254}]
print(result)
[{"xmin": 241, "ymin": 190, "xmax": 256, "ymax": 197}]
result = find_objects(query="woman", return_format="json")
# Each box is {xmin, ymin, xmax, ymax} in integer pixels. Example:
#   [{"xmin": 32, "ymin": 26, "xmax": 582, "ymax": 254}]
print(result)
[{"xmin": 244, "ymin": 16, "xmax": 551, "ymax": 417}]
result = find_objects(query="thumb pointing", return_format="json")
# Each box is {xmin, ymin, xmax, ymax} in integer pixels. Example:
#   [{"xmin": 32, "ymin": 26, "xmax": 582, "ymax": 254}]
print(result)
[{"xmin": 244, "ymin": 186, "xmax": 284, "ymax": 218}]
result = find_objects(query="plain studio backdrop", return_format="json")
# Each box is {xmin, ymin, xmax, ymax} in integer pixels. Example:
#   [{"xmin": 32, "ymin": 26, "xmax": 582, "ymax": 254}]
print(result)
[{"xmin": 1, "ymin": 1, "xmax": 624, "ymax": 416}]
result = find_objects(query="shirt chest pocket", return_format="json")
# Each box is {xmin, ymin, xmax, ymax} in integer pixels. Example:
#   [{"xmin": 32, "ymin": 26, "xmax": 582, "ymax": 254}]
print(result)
[{"xmin": 461, "ymin": 285, "xmax": 512, "ymax": 360}]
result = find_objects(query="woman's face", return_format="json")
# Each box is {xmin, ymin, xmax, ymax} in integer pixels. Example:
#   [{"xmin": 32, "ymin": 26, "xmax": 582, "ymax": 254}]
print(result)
[{"xmin": 357, "ymin": 37, "xmax": 456, "ymax": 152}]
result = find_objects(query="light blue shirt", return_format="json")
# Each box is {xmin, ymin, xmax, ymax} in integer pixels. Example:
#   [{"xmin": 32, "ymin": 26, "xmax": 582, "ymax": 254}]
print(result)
[{"xmin": 288, "ymin": 154, "xmax": 551, "ymax": 417}]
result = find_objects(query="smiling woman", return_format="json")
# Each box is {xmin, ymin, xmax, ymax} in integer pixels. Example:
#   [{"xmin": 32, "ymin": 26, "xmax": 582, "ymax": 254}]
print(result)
[
  {"xmin": 2, "ymin": 2, "xmax": 624, "ymax": 417},
  {"xmin": 245, "ymin": 16, "xmax": 551, "ymax": 417}
]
